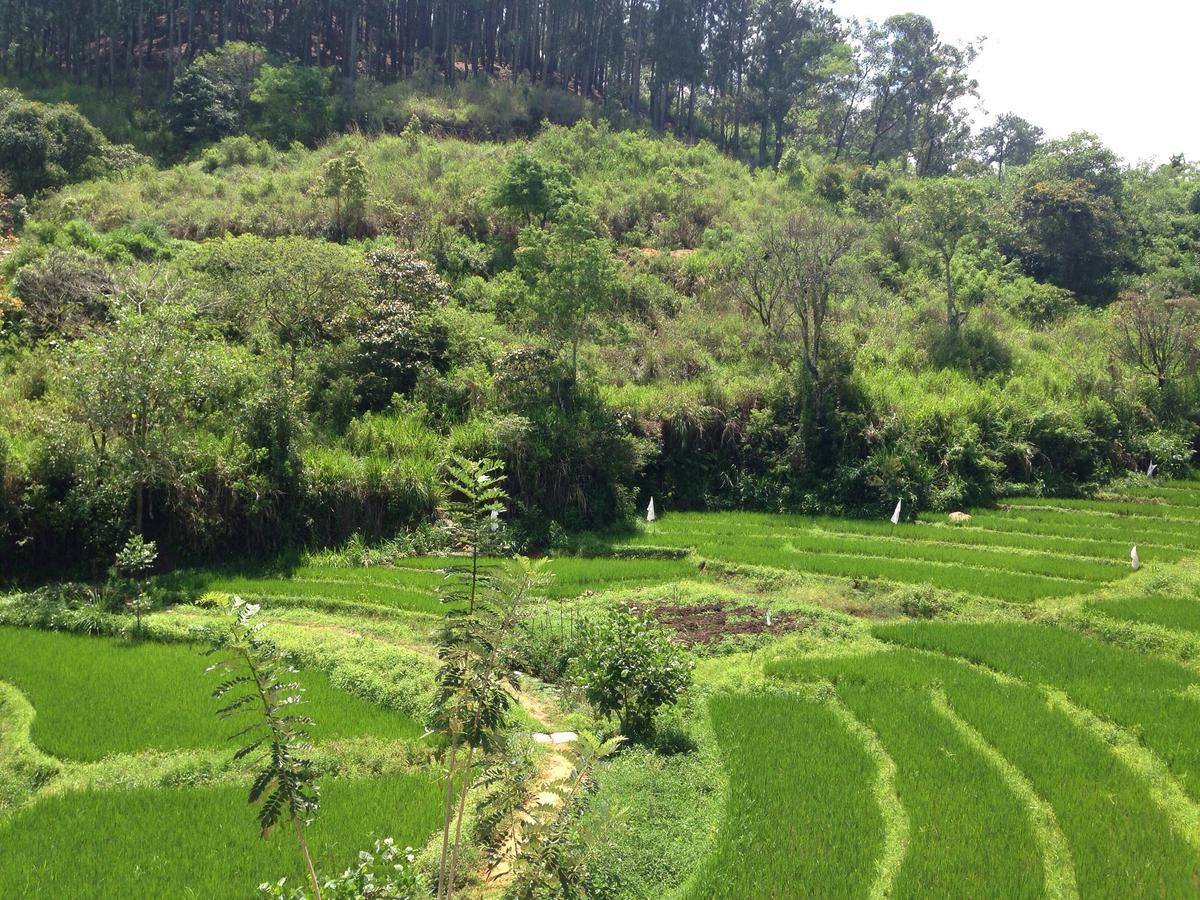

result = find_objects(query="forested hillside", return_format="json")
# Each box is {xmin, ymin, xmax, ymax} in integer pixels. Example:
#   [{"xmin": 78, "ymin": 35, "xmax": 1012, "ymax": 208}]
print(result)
[
  {"xmin": 4, "ymin": 2, "xmax": 992, "ymax": 170},
  {"xmin": 0, "ymin": 4, "xmax": 1197, "ymax": 575}
]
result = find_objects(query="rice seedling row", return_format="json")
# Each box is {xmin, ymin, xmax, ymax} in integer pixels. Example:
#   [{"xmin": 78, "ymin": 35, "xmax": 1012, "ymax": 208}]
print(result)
[
  {"xmin": 189, "ymin": 558, "xmax": 701, "ymax": 613},
  {"xmin": 681, "ymin": 538, "xmax": 1090, "ymax": 601},
  {"xmin": 769, "ymin": 647, "xmax": 1200, "ymax": 896},
  {"xmin": 0, "ymin": 773, "xmax": 441, "ymax": 899},
  {"xmin": 1003, "ymin": 496, "xmax": 1200, "ymax": 523},
  {"xmin": 936, "ymin": 510, "xmax": 1200, "ymax": 549},
  {"xmin": 685, "ymin": 693, "xmax": 883, "ymax": 899},
  {"xmin": 0, "ymin": 627, "xmax": 420, "ymax": 761},
  {"xmin": 1101, "ymin": 487, "xmax": 1200, "ymax": 507},
  {"xmin": 634, "ymin": 514, "xmax": 1139, "ymax": 571},
  {"xmin": 775, "ymin": 532, "xmax": 1124, "ymax": 582},
  {"xmin": 835, "ymin": 680, "xmax": 1044, "ymax": 897},
  {"xmin": 807, "ymin": 518, "xmax": 1162, "ymax": 562},
  {"xmin": 1083, "ymin": 596, "xmax": 1200, "ymax": 636},
  {"xmin": 874, "ymin": 622, "xmax": 1200, "ymax": 802},
  {"xmin": 199, "ymin": 575, "xmax": 446, "ymax": 615}
]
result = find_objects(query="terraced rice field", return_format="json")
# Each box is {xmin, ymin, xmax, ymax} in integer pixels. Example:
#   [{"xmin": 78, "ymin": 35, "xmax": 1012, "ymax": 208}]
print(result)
[
  {"xmin": 0, "ymin": 774, "xmax": 442, "ymax": 899},
  {"xmin": 765, "ymin": 642, "xmax": 1200, "ymax": 896},
  {"xmin": 663, "ymin": 475, "xmax": 1200, "ymax": 897},
  {"xmin": 6, "ymin": 474, "xmax": 1200, "ymax": 897},
  {"xmin": 0, "ymin": 626, "xmax": 436, "ymax": 898},
  {"xmin": 685, "ymin": 693, "xmax": 884, "ymax": 898},
  {"xmin": 1084, "ymin": 594, "xmax": 1200, "ymax": 634},
  {"xmin": 619, "ymin": 477, "xmax": 1200, "ymax": 601},
  {"xmin": 179, "ymin": 555, "xmax": 701, "ymax": 614},
  {"xmin": 0, "ymin": 627, "xmax": 422, "ymax": 760}
]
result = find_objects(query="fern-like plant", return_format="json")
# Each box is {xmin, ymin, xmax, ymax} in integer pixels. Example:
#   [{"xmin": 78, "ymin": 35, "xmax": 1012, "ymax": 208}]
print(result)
[
  {"xmin": 474, "ymin": 737, "xmax": 539, "ymax": 871},
  {"xmin": 206, "ymin": 597, "xmax": 323, "ymax": 900},
  {"xmin": 432, "ymin": 456, "xmax": 548, "ymax": 900},
  {"xmin": 506, "ymin": 731, "xmax": 625, "ymax": 898}
]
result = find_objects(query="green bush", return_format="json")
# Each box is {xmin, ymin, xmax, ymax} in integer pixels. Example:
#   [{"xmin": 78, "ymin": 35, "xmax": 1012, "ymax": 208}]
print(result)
[
  {"xmin": 569, "ymin": 605, "xmax": 693, "ymax": 740},
  {"xmin": 251, "ymin": 64, "xmax": 333, "ymax": 147},
  {"xmin": 0, "ymin": 90, "xmax": 108, "ymax": 195}
]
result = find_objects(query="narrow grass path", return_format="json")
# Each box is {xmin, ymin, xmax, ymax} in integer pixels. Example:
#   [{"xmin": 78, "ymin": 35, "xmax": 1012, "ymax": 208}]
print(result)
[
  {"xmin": 929, "ymin": 687, "xmax": 1077, "ymax": 900},
  {"xmin": 0, "ymin": 680, "xmax": 59, "ymax": 816}
]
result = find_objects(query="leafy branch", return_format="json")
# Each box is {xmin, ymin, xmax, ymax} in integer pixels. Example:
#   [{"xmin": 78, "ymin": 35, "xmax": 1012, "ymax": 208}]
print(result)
[
  {"xmin": 206, "ymin": 597, "xmax": 323, "ymax": 900},
  {"xmin": 432, "ymin": 456, "xmax": 549, "ymax": 900}
]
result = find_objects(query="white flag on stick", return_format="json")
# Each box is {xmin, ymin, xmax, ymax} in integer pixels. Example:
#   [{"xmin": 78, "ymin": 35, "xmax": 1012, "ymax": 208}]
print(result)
[
  {"xmin": 890, "ymin": 499, "xmax": 902, "ymax": 525},
  {"xmin": 647, "ymin": 497, "xmax": 657, "ymax": 523},
  {"xmin": 1131, "ymin": 545, "xmax": 1141, "ymax": 571}
]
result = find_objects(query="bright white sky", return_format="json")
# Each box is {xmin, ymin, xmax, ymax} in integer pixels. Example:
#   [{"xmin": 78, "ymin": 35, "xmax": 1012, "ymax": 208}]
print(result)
[{"xmin": 835, "ymin": 0, "xmax": 1199, "ymax": 165}]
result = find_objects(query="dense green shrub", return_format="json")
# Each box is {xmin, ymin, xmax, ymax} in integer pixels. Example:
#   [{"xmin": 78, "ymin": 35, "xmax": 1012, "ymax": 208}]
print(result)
[
  {"xmin": 199, "ymin": 135, "xmax": 275, "ymax": 172},
  {"xmin": 928, "ymin": 324, "xmax": 1013, "ymax": 378},
  {"xmin": 352, "ymin": 249, "xmax": 452, "ymax": 410},
  {"xmin": 251, "ymin": 64, "xmax": 333, "ymax": 147},
  {"xmin": 166, "ymin": 69, "xmax": 238, "ymax": 153},
  {"xmin": 0, "ymin": 90, "xmax": 109, "ymax": 195},
  {"xmin": 570, "ymin": 605, "xmax": 693, "ymax": 740},
  {"xmin": 9, "ymin": 247, "xmax": 113, "ymax": 339}
]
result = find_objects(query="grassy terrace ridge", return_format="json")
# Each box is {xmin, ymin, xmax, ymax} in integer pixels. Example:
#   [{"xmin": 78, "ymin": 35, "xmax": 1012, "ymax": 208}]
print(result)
[{"xmin": 0, "ymin": 627, "xmax": 421, "ymax": 761}]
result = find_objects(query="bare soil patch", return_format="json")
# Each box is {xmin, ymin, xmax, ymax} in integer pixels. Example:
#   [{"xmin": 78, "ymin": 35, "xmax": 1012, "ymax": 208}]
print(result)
[{"xmin": 648, "ymin": 600, "xmax": 816, "ymax": 644}]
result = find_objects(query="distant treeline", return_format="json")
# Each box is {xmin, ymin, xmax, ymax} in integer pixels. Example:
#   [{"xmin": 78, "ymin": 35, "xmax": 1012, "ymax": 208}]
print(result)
[{"xmin": 1, "ymin": 0, "xmax": 1031, "ymax": 172}]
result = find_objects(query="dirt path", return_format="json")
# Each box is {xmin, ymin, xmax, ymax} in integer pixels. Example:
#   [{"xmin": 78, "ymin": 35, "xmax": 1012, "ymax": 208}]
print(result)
[
  {"xmin": 508, "ymin": 684, "xmax": 557, "ymax": 728},
  {"xmin": 481, "ymin": 747, "xmax": 576, "ymax": 893}
]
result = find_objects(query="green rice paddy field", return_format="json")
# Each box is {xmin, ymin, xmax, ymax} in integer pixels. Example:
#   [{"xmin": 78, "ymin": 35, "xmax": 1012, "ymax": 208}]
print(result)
[{"xmin": 4, "ymin": 474, "xmax": 1200, "ymax": 896}]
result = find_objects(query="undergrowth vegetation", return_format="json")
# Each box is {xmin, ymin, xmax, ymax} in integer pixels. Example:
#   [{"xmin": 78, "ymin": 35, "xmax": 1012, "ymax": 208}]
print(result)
[{"xmin": 2, "ymin": 102, "xmax": 1198, "ymax": 573}]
